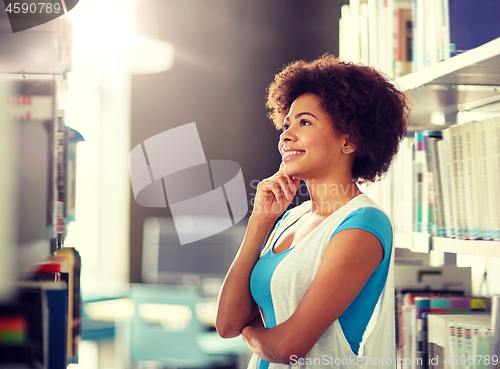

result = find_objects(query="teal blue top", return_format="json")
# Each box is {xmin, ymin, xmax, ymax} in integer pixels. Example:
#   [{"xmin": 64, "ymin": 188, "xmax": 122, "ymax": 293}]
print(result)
[{"xmin": 250, "ymin": 207, "xmax": 392, "ymax": 369}]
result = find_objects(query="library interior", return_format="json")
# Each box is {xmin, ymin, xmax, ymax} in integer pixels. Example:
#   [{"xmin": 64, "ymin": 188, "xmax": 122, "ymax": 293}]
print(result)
[{"xmin": 1, "ymin": 0, "xmax": 500, "ymax": 368}]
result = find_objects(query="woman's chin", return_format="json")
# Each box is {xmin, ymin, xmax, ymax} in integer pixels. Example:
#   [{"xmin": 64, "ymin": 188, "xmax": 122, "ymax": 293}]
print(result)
[{"xmin": 283, "ymin": 166, "xmax": 303, "ymax": 180}]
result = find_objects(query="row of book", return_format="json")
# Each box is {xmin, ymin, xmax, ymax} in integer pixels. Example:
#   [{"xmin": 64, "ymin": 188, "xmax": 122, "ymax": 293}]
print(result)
[
  {"xmin": 339, "ymin": 0, "xmax": 411, "ymax": 78},
  {"xmin": 0, "ymin": 247, "xmax": 81, "ymax": 369},
  {"xmin": 365, "ymin": 116, "xmax": 500, "ymax": 241},
  {"xmin": 339, "ymin": 0, "xmax": 500, "ymax": 78},
  {"xmin": 396, "ymin": 290, "xmax": 493, "ymax": 369}
]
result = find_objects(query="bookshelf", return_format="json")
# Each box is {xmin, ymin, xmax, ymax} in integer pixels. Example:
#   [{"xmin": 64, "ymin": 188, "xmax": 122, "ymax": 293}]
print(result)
[
  {"xmin": 394, "ymin": 36, "xmax": 500, "ymax": 258},
  {"xmin": 396, "ymin": 37, "xmax": 500, "ymax": 131},
  {"xmin": 0, "ymin": 13, "xmax": 83, "ymax": 368}
]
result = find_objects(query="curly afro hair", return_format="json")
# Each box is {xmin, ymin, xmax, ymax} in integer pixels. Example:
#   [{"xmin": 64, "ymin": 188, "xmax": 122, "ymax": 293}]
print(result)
[{"xmin": 266, "ymin": 54, "xmax": 411, "ymax": 183}]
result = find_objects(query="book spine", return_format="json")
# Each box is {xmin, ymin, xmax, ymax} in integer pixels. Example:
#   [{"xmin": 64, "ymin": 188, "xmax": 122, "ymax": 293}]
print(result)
[
  {"xmin": 339, "ymin": 5, "xmax": 350, "ymax": 60},
  {"xmin": 350, "ymin": 0, "xmax": 361, "ymax": 63},
  {"xmin": 378, "ymin": 0, "xmax": 387, "ymax": 72},
  {"xmin": 430, "ymin": 137, "xmax": 446, "ymax": 237},
  {"xmin": 492, "ymin": 117, "xmax": 500, "ymax": 240},
  {"xmin": 386, "ymin": 0, "xmax": 395, "ymax": 76},
  {"xmin": 442, "ymin": 0, "xmax": 450, "ymax": 60},
  {"xmin": 424, "ymin": 135, "xmax": 437, "ymax": 236},
  {"xmin": 449, "ymin": 125, "xmax": 466, "ymax": 239},
  {"xmin": 462, "ymin": 122, "xmax": 482, "ymax": 239},
  {"xmin": 443, "ymin": 129, "xmax": 457, "ymax": 238},
  {"xmin": 414, "ymin": 133, "xmax": 424, "ymax": 232},
  {"xmin": 368, "ymin": 0, "xmax": 380, "ymax": 68},
  {"xmin": 492, "ymin": 296, "xmax": 500, "ymax": 365},
  {"xmin": 474, "ymin": 120, "xmax": 493, "ymax": 240},
  {"xmin": 404, "ymin": 140, "xmax": 415, "ymax": 235},
  {"xmin": 411, "ymin": 0, "xmax": 418, "ymax": 71},
  {"xmin": 360, "ymin": 3, "xmax": 370, "ymax": 65},
  {"xmin": 437, "ymin": 140, "xmax": 451, "ymax": 238},
  {"xmin": 449, "ymin": 322, "xmax": 457, "ymax": 369},
  {"xmin": 395, "ymin": 2, "xmax": 413, "ymax": 77}
]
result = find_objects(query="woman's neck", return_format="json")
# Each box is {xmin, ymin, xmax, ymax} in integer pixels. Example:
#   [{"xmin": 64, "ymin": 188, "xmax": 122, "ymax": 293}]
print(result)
[{"xmin": 304, "ymin": 175, "xmax": 362, "ymax": 217}]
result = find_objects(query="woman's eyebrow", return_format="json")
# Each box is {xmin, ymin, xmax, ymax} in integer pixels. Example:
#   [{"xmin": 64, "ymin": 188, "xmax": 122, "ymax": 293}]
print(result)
[{"xmin": 284, "ymin": 112, "xmax": 318, "ymax": 122}]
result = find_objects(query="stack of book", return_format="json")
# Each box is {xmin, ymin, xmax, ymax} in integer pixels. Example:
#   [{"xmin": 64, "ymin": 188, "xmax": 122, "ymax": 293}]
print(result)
[
  {"xmin": 396, "ymin": 291, "xmax": 492, "ymax": 369},
  {"xmin": 427, "ymin": 313, "xmax": 492, "ymax": 369},
  {"xmin": 0, "ymin": 247, "xmax": 81, "ymax": 369},
  {"xmin": 339, "ymin": 0, "xmax": 500, "ymax": 77},
  {"xmin": 369, "ymin": 116, "xmax": 500, "ymax": 242}
]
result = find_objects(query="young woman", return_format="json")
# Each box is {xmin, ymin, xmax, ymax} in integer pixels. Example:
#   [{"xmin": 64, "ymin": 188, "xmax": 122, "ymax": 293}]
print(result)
[{"xmin": 216, "ymin": 55, "xmax": 411, "ymax": 368}]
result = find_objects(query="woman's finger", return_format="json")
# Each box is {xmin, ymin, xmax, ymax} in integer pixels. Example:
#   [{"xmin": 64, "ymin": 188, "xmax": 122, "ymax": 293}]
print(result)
[
  {"xmin": 260, "ymin": 181, "xmax": 284, "ymax": 202},
  {"xmin": 274, "ymin": 165, "xmax": 298, "ymax": 198},
  {"xmin": 274, "ymin": 175, "xmax": 292, "ymax": 200}
]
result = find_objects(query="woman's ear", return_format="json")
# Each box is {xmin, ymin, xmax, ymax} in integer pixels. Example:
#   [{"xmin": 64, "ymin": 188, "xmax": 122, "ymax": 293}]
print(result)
[{"xmin": 342, "ymin": 137, "xmax": 358, "ymax": 154}]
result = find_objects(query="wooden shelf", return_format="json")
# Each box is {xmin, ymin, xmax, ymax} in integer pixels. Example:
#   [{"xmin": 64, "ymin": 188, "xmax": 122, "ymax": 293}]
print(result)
[{"xmin": 395, "ymin": 37, "xmax": 500, "ymax": 130}]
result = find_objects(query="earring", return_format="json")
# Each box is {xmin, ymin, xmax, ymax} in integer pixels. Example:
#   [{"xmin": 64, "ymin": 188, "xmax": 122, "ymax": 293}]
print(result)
[{"xmin": 344, "ymin": 147, "xmax": 349, "ymax": 152}]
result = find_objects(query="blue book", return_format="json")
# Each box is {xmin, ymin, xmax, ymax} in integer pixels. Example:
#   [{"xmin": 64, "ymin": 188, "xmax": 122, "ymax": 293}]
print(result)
[
  {"xmin": 449, "ymin": 0, "xmax": 500, "ymax": 56},
  {"xmin": 45, "ymin": 282, "xmax": 68, "ymax": 369}
]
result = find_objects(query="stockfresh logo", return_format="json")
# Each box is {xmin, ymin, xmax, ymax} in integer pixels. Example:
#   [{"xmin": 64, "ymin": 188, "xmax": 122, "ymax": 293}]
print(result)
[
  {"xmin": 3, "ymin": 0, "xmax": 79, "ymax": 33},
  {"xmin": 128, "ymin": 122, "xmax": 248, "ymax": 245}
]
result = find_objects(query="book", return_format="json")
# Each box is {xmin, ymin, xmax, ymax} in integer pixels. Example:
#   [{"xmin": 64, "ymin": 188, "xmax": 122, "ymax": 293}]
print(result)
[
  {"xmin": 446, "ymin": 0, "xmax": 500, "ymax": 57},
  {"xmin": 394, "ymin": 0, "xmax": 413, "ymax": 77},
  {"xmin": 475, "ymin": 120, "xmax": 493, "ymax": 240},
  {"xmin": 359, "ymin": 2, "xmax": 370, "ymax": 66},
  {"xmin": 0, "ymin": 281, "xmax": 67, "ymax": 368},
  {"xmin": 424, "ymin": 133, "xmax": 445, "ymax": 236},
  {"xmin": 54, "ymin": 247, "xmax": 81, "ymax": 364},
  {"xmin": 485, "ymin": 117, "xmax": 500, "ymax": 240},
  {"xmin": 448, "ymin": 124, "xmax": 466, "ymax": 239},
  {"xmin": 427, "ymin": 313, "xmax": 491, "ymax": 369},
  {"xmin": 396, "ymin": 290, "xmax": 467, "ymax": 369},
  {"xmin": 341, "ymin": 0, "xmax": 500, "ymax": 72},
  {"xmin": 44, "ymin": 282, "xmax": 68, "ymax": 369},
  {"xmin": 462, "ymin": 122, "xmax": 482, "ymax": 239},
  {"xmin": 367, "ymin": 0, "xmax": 380, "ymax": 68},
  {"xmin": 414, "ymin": 132, "xmax": 427, "ymax": 233},
  {"xmin": 436, "ymin": 139, "xmax": 453, "ymax": 238},
  {"xmin": 349, "ymin": 0, "xmax": 361, "ymax": 64}
]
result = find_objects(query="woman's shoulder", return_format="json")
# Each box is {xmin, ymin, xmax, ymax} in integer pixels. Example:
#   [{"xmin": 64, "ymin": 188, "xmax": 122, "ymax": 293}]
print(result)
[
  {"xmin": 344, "ymin": 194, "xmax": 392, "ymax": 223},
  {"xmin": 335, "ymin": 194, "xmax": 394, "ymax": 252}
]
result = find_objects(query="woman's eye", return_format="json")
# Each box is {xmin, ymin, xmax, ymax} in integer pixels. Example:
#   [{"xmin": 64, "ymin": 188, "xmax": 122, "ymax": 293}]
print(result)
[
  {"xmin": 300, "ymin": 119, "xmax": 310, "ymax": 126},
  {"xmin": 281, "ymin": 124, "xmax": 290, "ymax": 131}
]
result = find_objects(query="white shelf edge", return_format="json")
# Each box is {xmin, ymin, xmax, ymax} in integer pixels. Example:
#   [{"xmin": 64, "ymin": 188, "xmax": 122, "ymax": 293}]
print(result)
[
  {"xmin": 395, "ymin": 232, "xmax": 431, "ymax": 253},
  {"xmin": 395, "ymin": 37, "xmax": 500, "ymax": 90},
  {"xmin": 395, "ymin": 233, "xmax": 412, "ymax": 249},
  {"xmin": 396, "ymin": 233, "xmax": 500, "ymax": 258},
  {"xmin": 412, "ymin": 232, "xmax": 431, "ymax": 253},
  {"xmin": 432, "ymin": 237, "xmax": 500, "ymax": 258}
]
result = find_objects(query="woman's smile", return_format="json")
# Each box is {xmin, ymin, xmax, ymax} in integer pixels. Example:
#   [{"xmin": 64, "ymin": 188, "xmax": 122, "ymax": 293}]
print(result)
[{"xmin": 281, "ymin": 147, "xmax": 305, "ymax": 162}]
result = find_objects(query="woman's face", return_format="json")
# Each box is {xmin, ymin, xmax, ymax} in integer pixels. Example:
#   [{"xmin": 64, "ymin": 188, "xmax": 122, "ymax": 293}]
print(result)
[{"xmin": 278, "ymin": 93, "xmax": 348, "ymax": 181}]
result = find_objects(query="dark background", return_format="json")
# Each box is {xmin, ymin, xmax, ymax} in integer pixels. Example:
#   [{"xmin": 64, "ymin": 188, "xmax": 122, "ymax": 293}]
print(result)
[{"xmin": 129, "ymin": 0, "xmax": 348, "ymax": 283}]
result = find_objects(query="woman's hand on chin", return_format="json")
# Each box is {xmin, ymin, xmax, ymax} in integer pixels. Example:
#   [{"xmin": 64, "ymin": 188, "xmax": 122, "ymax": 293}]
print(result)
[{"xmin": 251, "ymin": 162, "xmax": 300, "ymax": 223}]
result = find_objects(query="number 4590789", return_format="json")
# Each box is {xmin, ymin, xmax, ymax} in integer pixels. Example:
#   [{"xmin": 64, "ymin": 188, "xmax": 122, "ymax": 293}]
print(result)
[{"xmin": 5, "ymin": 2, "xmax": 62, "ymax": 14}]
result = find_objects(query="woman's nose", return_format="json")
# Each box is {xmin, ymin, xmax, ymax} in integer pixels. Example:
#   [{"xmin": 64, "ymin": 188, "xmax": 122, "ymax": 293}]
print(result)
[{"xmin": 280, "ymin": 127, "xmax": 295, "ymax": 143}]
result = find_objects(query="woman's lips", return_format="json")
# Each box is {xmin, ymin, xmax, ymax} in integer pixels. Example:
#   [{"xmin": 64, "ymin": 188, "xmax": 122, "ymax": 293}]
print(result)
[{"xmin": 282, "ymin": 150, "xmax": 305, "ymax": 161}]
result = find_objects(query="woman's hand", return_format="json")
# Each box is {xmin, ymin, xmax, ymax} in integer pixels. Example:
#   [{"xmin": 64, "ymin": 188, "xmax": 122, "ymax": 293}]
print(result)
[{"xmin": 251, "ymin": 163, "xmax": 300, "ymax": 223}]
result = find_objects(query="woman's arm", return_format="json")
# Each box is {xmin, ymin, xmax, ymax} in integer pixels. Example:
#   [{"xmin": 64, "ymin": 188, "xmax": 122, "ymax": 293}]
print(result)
[
  {"xmin": 216, "ymin": 165, "xmax": 300, "ymax": 338},
  {"xmin": 215, "ymin": 217, "xmax": 275, "ymax": 338},
  {"xmin": 240, "ymin": 227, "xmax": 384, "ymax": 363}
]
